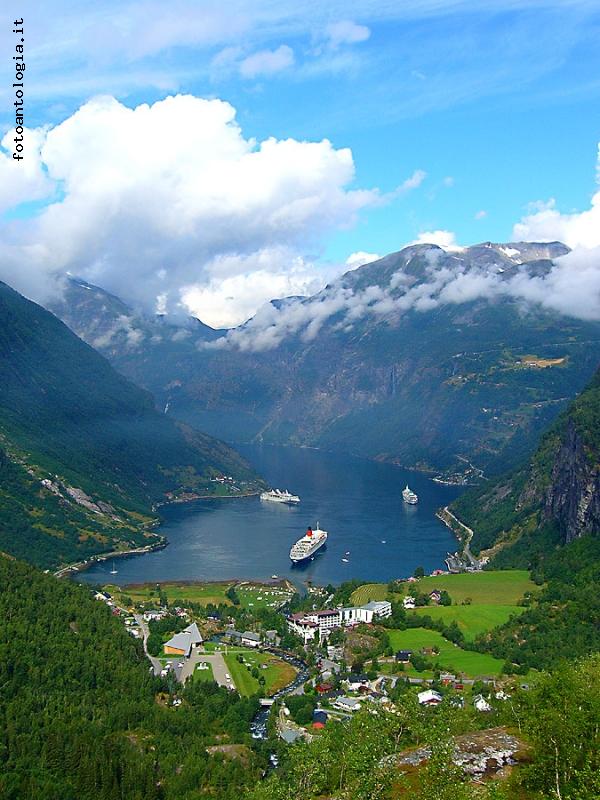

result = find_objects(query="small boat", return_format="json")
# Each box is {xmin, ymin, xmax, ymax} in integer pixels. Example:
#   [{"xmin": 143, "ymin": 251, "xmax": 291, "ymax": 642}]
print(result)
[
  {"xmin": 342, "ymin": 558, "xmax": 349, "ymax": 563},
  {"xmin": 110, "ymin": 561, "xmax": 118, "ymax": 575},
  {"xmin": 381, "ymin": 540, "xmax": 386, "ymax": 544},
  {"xmin": 271, "ymin": 575, "xmax": 278, "ymax": 579},
  {"xmin": 402, "ymin": 484, "xmax": 418, "ymax": 504}
]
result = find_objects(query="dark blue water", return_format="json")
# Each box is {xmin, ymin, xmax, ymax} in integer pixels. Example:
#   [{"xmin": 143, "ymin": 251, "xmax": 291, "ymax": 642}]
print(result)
[{"xmin": 81, "ymin": 445, "xmax": 462, "ymax": 587}]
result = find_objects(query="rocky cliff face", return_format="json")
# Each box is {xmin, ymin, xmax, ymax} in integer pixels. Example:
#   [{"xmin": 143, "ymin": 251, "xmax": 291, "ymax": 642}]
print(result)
[
  {"xmin": 451, "ymin": 366, "xmax": 600, "ymax": 558},
  {"xmin": 543, "ymin": 418, "xmax": 600, "ymax": 543}
]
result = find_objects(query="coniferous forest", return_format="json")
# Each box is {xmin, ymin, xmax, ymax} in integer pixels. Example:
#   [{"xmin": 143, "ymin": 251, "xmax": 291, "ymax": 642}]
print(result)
[{"xmin": 0, "ymin": 557, "xmax": 263, "ymax": 800}]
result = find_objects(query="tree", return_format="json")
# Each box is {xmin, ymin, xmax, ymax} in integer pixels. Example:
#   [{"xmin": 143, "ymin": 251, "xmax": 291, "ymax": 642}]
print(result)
[
  {"xmin": 519, "ymin": 654, "xmax": 600, "ymax": 800},
  {"xmin": 226, "ymin": 585, "xmax": 240, "ymax": 605},
  {"xmin": 439, "ymin": 590, "xmax": 452, "ymax": 606},
  {"xmin": 409, "ymin": 653, "xmax": 429, "ymax": 672},
  {"xmin": 329, "ymin": 627, "xmax": 345, "ymax": 645},
  {"xmin": 413, "ymin": 566, "xmax": 425, "ymax": 578}
]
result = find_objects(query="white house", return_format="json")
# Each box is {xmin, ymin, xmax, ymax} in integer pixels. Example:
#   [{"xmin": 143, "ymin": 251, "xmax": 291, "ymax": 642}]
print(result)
[
  {"xmin": 473, "ymin": 694, "xmax": 492, "ymax": 712},
  {"xmin": 242, "ymin": 631, "xmax": 261, "ymax": 648},
  {"xmin": 144, "ymin": 610, "xmax": 166, "ymax": 622},
  {"xmin": 332, "ymin": 696, "xmax": 362, "ymax": 713},
  {"xmin": 344, "ymin": 673, "xmax": 369, "ymax": 691},
  {"xmin": 287, "ymin": 613, "xmax": 319, "ymax": 643},
  {"xmin": 403, "ymin": 596, "xmax": 416, "ymax": 610},
  {"xmin": 417, "ymin": 689, "xmax": 443, "ymax": 706}
]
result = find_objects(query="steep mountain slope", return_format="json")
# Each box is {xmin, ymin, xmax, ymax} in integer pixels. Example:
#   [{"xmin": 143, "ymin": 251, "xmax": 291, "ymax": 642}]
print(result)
[
  {"xmin": 0, "ymin": 281, "xmax": 262, "ymax": 568},
  {"xmin": 52, "ymin": 242, "xmax": 600, "ymax": 480},
  {"xmin": 0, "ymin": 554, "xmax": 262, "ymax": 799},
  {"xmin": 450, "ymin": 368, "xmax": 600, "ymax": 670},
  {"xmin": 451, "ymin": 365, "xmax": 600, "ymax": 563}
]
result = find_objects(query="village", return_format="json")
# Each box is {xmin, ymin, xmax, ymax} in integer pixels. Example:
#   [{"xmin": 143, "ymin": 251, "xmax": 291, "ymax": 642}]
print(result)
[{"xmin": 92, "ymin": 568, "xmax": 535, "ymax": 751}]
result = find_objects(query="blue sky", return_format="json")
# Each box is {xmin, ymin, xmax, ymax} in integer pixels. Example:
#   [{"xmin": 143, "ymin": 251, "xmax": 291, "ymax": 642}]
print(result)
[{"xmin": 1, "ymin": 0, "xmax": 599, "ymax": 325}]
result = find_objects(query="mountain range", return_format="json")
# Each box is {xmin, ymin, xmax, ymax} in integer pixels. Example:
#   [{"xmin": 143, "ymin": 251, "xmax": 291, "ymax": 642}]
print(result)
[
  {"xmin": 0, "ymin": 281, "xmax": 262, "ymax": 568},
  {"xmin": 51, "ymin": 241, "xmax": 600, "ymax": 482}
]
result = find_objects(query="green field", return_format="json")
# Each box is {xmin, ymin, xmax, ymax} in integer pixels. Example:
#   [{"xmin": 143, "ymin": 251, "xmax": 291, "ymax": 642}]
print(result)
[
  {"xmin": 411, "ymin": 604, "xmax": 524, "ymax": 640},
  {"xmin": 235, "ymin": 583, "xmax": 293, "ymax": 610},
  {"xmin": 377, "ymin": 661, "xmax": 435, "ymax": 680},
  {"xmin": 193, "ymin": 662, "xmax": 215, "ymax": 683},
  {"xmin": 386, "ymin": 628, "xmax": 505, "ymax": 677},
  {"xmin": 416, "ymin": 571, "xmax": 537, "ymax": 605},
  {"xmin": 350, "ymin": 570, "xmax": 537, "ymax": 608},
  {"xmin": 350, "ymin": 583, "xmax": 391, "ymax": 605},
  {"xmin": 105, "ymin": 580, "xmax": 293, "ymax": 610},
  {"xmin": 223, "ymin": 651, "xmax": 296, "ymax": 697}
]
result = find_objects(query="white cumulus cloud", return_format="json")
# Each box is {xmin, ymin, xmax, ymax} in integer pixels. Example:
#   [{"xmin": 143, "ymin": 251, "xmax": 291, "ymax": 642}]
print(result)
[
  {"xmin": 345, "ymin": 251, "xmax": 381, "ymax": 270},
  {"xmin": 513, "ymin": 194, "xmax": 600, "ymax": 249},
  {"xmin": 0, "ymin": 128, "xmax": 54, "ymax": 214},
  {"xmin": 408, "ymin": 230, "xmax": 464, "ymax": 251},
  {"xmin": 512, "ymin": 142, "xmax": 600, "ymax": 249},
  {"xmin": 0, "ymin": 94, "xmax": 388, "ymax": 323}
]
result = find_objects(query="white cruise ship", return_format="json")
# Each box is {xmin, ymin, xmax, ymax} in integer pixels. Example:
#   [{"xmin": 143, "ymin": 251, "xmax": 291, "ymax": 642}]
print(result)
[
  {"xmin": 260, "ymin": 488, "xmax": 300, "ymax": 504},
  {"xmin": 402, "ymin": 485, "xmax": 418, "ymax": 504},
  {"xmin": 289, "ymin": 524, "xmax": 328, "ymax": 563}
]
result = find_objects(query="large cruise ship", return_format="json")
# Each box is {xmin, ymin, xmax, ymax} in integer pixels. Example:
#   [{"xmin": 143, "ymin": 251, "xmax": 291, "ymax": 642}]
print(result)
[
  {"xmin": 260, "ymin": 488, "xmax": 300, "ymax": 504},
  {"xmin": 402, "ymin": 485, "xmax": 418, "ymax": 504},
  {"xmin": 289, "ymin": 524, "xmax": 328, "ymax": 563}
]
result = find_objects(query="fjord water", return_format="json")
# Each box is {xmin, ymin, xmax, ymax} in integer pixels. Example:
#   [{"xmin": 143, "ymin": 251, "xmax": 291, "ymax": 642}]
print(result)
[{"xmin": 82, "ymin": 445, "xmax": 462, "ymax": 587}]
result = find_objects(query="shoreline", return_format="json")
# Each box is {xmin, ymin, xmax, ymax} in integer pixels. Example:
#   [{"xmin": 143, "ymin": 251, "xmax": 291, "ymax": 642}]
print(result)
[
  {"xmin": 108, "ymin": 576, "xmax": 296, "ymax": 594},
  {"xmin": 436, "ymin": 505, "xmax": 485, "ymax": 570},
  {"xmin": 154, "ymin": 488, "xmax": 262, "ymax": 509},
  {"xmin": 54, "ymin": 538, "xmax": 168, "ymax": 579},
  {"xmin": 57, "ymin": 489, "xmax": 263, "ymax": 580}
]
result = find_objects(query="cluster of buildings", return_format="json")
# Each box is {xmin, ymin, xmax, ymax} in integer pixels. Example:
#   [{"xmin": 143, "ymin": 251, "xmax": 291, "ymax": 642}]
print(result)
[
  {"xmin": 402, "ymin": 588, "xmax": 445, "ymax": 609},
  {"xmin": 223, "ymin": 628, "xmax": 262, "ymax": 648},
  {"xmin": 219, "ymin": 627, "xmax": 281, "ymax": 648},
  {"xmin": 417, "ymin": 688, "xmax": 496, "ymax": 712},
  {"xmin": 287, "ymin": 600, "xmax": 392, "ymax": 643}
]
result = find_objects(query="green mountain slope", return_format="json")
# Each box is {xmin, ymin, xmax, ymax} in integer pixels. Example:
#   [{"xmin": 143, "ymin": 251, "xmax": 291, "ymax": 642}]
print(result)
[
  {"xmin": 450, "ymin": 368, "xmax": 600, "ymax": 669},
  {"xmin": 0, "ymin": 281, "xmax": 262, "ymax": 568},
  {"xmin": 0, "ymin": 555, "xmax": 262, "ymax": 799},
  {"xmin": 451, "ymin": 366, "xmax": 600, "ymax": 562}
]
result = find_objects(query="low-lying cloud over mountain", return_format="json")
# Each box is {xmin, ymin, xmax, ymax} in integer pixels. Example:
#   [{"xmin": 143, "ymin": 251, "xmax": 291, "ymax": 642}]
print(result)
[{"xmin": 208, "ymin": 241, "xmax": 600, "ymax": 352}]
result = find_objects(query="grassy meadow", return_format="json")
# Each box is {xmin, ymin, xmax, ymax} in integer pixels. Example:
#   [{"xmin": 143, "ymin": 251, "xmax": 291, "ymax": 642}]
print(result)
[
  {"xmin": 104, "ymin": 580, "xmax": 293, "ymax": 610},
  {"xmin": 349, "ymin": 570, "xmax": 537, "ymax": 607},
  {"xmin": 193, "ymin": 662, "xmax": 215, "ymax": 683},
  {"xmin": 411, "ymin": 604, "xmax": 524, "ymax": 640},
  {"xmin": 223, "ymin": 651, "xmax": 296, "ymax": 697},
  {"xmin": 386, "ymin": 628, "xmax": 505, "ymax": 677}
]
